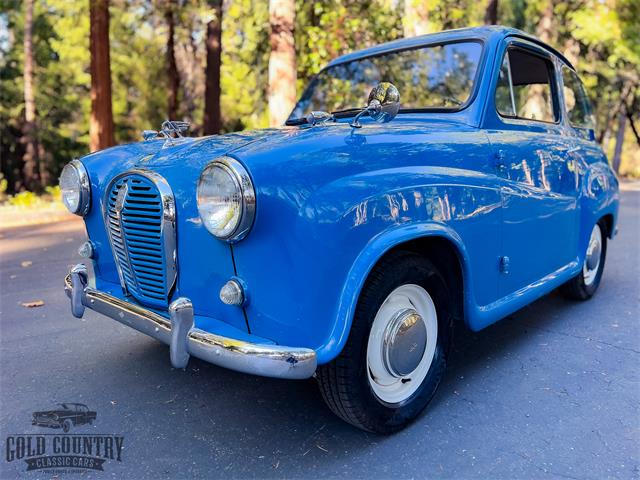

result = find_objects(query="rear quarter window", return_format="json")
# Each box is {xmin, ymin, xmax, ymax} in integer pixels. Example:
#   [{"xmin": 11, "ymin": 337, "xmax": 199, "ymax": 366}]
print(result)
[{"xmin": 562, "ymin": 66, "xmax": 595, "ymax": 129}]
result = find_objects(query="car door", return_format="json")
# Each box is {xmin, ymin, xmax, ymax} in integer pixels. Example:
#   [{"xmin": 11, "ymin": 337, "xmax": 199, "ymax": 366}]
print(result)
[{"xmin": 485, "ymin": 40, "xmax": 579, "ymax": 296}]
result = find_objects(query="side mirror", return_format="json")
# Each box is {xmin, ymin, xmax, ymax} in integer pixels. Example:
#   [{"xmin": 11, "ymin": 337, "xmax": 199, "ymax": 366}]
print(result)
[{"xmin": 351, "ymin": 82, "xmax": 400, "ymax": 128}]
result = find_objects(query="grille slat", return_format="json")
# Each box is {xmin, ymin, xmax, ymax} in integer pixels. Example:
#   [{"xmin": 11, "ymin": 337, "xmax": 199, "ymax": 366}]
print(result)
[{"xmin": 105, "ymin": 173, "xmax": 175, "ymax": 309}]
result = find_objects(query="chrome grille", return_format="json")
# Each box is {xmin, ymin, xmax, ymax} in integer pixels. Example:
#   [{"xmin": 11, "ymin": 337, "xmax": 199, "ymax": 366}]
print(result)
[{"xmin": 105, "ymin": 171, "xmax": 176, "ymax": 309}]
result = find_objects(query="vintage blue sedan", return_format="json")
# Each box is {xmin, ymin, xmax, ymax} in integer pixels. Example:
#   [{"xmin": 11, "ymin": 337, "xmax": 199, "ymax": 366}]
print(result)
[{"xmin": 61, "ymin": 26, "xmax": 619, "ymax": 433}]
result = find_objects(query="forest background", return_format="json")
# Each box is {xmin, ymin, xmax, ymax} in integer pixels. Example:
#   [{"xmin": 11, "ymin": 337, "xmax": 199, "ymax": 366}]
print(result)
[{"xmin": 1, "ymin": 0, "xmax": 638, "ymax": 197}]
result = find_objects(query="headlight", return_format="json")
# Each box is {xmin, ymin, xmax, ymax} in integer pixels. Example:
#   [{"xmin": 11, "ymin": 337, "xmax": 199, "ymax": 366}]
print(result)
[
  {"xmin": 59, "ymin": 160, "xmax": 90, "ymax": 215},
  {"xmin": 197, "ymin": 157, "xmax": 256, "ymax": 242}
]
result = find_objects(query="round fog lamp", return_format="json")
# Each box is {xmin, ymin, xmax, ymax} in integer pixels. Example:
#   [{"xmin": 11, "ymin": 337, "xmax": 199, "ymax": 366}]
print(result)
[{"xmin": 219, "ymin": 280, "xmax": 244, "ymax": 306}]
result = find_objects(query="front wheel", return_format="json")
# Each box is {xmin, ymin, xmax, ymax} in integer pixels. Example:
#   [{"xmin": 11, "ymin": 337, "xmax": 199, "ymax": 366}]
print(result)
[
  {"xmin": 561, "ymin": 221, "xmax": 608, "ymax": 300},
  {"xmin": 316, "ymin": 251, "xmax": 453, "ymax": 433}
]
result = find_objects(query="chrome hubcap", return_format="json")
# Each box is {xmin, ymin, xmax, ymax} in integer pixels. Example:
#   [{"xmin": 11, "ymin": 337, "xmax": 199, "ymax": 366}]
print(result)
[
  {"xmin": 382, "ymin": 308, "xmax": 428, "ymax": 377},
  {"xmin": 583, "ymin": 224, "xmax": 602, "ymax": 286},
  {"xmin": 367, "ymin": 284, "xmax": 438, "ymax": 405}
]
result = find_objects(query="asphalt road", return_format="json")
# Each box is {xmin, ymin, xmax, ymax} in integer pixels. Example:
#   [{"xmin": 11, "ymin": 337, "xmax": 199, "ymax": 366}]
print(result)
[{"xmin": 1, "ymin": 189, "xmax": 638, "ymax": 479}]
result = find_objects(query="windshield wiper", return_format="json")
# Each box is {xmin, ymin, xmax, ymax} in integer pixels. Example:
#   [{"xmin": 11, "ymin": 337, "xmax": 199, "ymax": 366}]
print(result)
[
  {"xmin": 285, "ymin": 117, "xmax": 310, "ymax": 126},
  {"xmin": 285, "ymin": 107, "xmax": 367, "ymax": 126},
  {"xmin": 331, "ymin": 107, "xmax": 365, "ymax": 118},
  {"xmin": 285, "ymin": 110, "xmax": 336, "ymax": 127}
]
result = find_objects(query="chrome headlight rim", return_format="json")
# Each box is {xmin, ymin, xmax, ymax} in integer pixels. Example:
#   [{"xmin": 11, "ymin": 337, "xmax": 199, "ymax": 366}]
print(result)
[
  {"xmin": 60, "ymin": 159, "xmax": 90, "ymax": 216},
  {"xmin": 197, "ymin": 156, "xmax": 256, "ymax": 242}
]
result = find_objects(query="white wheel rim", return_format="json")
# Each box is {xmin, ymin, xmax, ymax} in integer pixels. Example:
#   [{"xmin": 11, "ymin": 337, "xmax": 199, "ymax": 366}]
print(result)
[
  {"xmin": 366, "ymin": 284, "xmax": 438, "ymax": 405},
  {"xmin": 583, "ymin": 224, "xmax": 602, "ymax": 286}
]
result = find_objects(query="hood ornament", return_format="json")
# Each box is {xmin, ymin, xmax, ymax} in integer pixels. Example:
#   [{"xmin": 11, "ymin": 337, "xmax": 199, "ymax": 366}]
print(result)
[
  {"xmin": 114, "ymin": 182, "xmax": 128, "ymax": 218},
  {"xmin": 142, "ymin": 120, "xmax": 191, "ymax": 146}
]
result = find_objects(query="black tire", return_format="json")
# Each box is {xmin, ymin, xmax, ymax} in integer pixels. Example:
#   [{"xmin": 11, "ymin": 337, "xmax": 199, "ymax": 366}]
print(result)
[
  {"xmin": 316, "ymin": 251, "xmax": 454, "ymax": 434},
  {"xmin": 561, "ymin": 220, "xmax": 608, "ymax": 301},
  {"xmin": 62, "ymin": 419, "xmax": 72, "ymax": 433}
]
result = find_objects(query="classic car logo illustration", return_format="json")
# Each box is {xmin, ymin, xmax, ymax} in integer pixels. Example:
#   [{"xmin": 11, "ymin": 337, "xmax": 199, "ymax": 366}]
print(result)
[
  {"xmin": 4, "ymin": 404, "xmax": 124, "ymax": 473},
  {"xmin": 32, "ymin": 403, "xmax": 97, "ymax": 433}
]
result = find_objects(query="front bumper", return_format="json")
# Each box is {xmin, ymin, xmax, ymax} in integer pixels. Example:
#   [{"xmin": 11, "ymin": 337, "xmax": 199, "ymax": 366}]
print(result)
[{"xmin": 64, "ymin": 264, "xmax": 316, "ymax": 379}]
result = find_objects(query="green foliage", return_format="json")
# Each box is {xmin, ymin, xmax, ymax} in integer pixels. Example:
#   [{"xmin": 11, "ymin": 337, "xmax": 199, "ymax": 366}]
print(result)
[
  {"xmin": 221, "ymin": 0, "xmax": 270, "ymax": 130},
  {"xmin": 1, "ymin": 0, "xmax": 638, "ymax": 194},
  {"xmin": 295, "ymin": 0, "xmax": 404, "ymax": 89}
]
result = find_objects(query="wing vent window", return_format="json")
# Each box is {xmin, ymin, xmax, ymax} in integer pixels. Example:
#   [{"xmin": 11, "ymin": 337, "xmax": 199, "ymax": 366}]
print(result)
[{"xmin": 495, "ymin": 48, "xmax": 558, "ymax": 123}]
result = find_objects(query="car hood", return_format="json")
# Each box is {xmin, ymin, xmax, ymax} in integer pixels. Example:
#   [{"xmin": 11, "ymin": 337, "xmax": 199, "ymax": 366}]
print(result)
[
  {"xmin": 81, "ymin": 128, "xmax": 278, "ymax": 185},
  {"xmin": 81, "ymin": 116, "xmax": 474, "ymax": 188},
  {"xmin": 81, "ymin": 116, "xmax": 482, "ymax": 236}
]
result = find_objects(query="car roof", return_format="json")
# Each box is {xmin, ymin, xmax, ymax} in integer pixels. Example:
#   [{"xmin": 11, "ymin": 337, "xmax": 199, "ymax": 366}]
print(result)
[{"xmin": 326, "ymin": 25, "xmax": 574, "ymax": 70}]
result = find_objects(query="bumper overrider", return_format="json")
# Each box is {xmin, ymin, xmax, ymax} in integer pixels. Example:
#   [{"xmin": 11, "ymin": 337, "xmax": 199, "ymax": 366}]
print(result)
[{"xmin": 64, "ymin": 264, "xmax": 316, "ymax": 379}]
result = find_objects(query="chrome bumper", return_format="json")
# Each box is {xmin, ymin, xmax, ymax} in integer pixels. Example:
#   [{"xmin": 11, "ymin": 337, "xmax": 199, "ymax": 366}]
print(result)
[{"xmin": 64, "ymin": 264, "xmax": 316, "ymax": 379}]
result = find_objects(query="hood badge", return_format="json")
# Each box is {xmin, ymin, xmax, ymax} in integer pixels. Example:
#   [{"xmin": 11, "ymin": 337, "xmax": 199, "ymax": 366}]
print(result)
[{"xmin": 142, "ymin": 120, "xmax": 191, "ymax": 147}]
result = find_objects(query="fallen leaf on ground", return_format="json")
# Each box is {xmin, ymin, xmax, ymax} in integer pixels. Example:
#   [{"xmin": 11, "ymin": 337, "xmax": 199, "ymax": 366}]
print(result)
[
  {"xmin": 22, "ymin": 300, "xmax": 44, "ymax": 308},
  {"xmin": 21, "ymin": 261, "xmax": 32, "ymax": 267}
]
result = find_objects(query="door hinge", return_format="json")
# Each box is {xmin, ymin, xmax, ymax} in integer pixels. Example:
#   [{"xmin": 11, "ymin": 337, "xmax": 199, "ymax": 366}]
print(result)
[{"xmin": 499, "ymin": 256, "xmax": 510, "ymax": 274}]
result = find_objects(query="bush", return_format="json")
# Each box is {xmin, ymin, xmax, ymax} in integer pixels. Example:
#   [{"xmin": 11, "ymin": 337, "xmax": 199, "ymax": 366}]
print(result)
[{"xmin": 7, "ymin": 191, "xmax": 42, "ymax": 207}]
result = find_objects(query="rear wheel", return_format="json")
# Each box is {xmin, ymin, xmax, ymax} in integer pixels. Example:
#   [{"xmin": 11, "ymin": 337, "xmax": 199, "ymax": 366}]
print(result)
[
  {"xmin": 316, "ymin": 251, "xmax": 453, "ymax": 433},
  {"xmin": 561, "ymin": 221, "xmax": 607, "ymax": 300}
]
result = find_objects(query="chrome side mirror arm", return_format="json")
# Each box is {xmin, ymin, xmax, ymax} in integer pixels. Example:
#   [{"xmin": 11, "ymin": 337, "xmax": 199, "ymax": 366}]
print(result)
[
  {"xmin": 350, "ymin": 100, "xmax": 382, "ymax": 129},
  {"xmin": 350, "ymin": 82, "xmax": 400, "ymax": 129}
]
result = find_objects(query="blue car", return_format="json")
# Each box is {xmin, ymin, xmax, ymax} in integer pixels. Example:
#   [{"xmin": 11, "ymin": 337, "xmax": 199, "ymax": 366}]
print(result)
[{"xmin": 61, "ymin": 26, "xmax": 619, "ymax": 433}]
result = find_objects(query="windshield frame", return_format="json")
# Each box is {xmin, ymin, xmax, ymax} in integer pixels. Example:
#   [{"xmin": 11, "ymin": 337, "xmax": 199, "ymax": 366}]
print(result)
[{"xmin": 288, "ymin": 37, "xmax": 487, "ymax": 122}]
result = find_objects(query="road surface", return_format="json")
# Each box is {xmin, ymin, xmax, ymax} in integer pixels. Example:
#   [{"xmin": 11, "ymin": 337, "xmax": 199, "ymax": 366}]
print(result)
[{"xmin": 1, "ymin": 189, "xmax": 638, "ymax": 479}]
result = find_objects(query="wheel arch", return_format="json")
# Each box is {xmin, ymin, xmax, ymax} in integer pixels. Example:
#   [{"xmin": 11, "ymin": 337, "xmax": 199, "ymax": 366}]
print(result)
[
  {"xmin": 315, "ymin": 223, "xmax": 471, "ymax": 365},
  {"xmin": 600, "ymin": 213, "xmax": 615, "ymax": 239}
]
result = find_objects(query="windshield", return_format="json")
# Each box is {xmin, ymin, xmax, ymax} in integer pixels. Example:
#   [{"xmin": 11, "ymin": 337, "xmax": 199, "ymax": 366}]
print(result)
[{"xmin": 289, "ymin": 41, "xmax": 483, "ymax": 120}]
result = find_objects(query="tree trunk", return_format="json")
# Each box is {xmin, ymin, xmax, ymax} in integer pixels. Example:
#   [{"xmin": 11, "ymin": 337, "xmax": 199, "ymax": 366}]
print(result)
[
  {"xmin": 21, "ymin": 0, "xmax": 40, "ymax": 191},
  {"xmin": 484, "ymin": 0, "xmax": 499, "ymax": 25},
  {"xmin": 611, "ymin": 109, "xmax": 626, "ymax": 174},
  {"xmin": 89, "ymin": 0, "xmax": 115, "ymax": 152},
  {"xmin": 268, "ymin": 0, "xmax": 296, "ymax": 127},
  {"xmin": 203, "ymin": 0, "xmax": 223, "ymax": 135},
  {"xmin": 403, "ymin": 0, "xmax": 431, "ymax": 37},
  {"xmin": 598, "ymin": 82, "xmax": 632, "ymax": 144},
  {"xmin": 627, "ymin": 108, "xmax": 640, "ymax": 147},
  {"xmin": 535, "ymin": 1, "xmax": 555, "ymax": 44},
  {"xmin": 165, "ymin": 1, "xmax": 180, "ymax": 120}
]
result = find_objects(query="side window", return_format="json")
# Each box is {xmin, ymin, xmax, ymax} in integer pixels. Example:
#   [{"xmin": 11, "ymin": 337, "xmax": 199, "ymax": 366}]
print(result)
[
  {"xmin": 562, "ymin": 66, "xmax": 595, "ymax": 129},
  {"xmin": 495, "ymin": 48, "xmax": 558, "ymax": 123},
  {"xmin": 495, "ymin": 54, "xmax": 516, "ymax": 116}
]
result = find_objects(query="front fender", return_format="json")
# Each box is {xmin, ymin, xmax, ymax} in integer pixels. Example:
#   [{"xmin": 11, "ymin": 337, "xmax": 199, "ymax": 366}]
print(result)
[
  {"xmin": 316, "ymin": 222, "xmax": 474, "ymax": 363},
  {"xmin": 232, "ymin": 121, "xmax": 500, "ymax": 364}
]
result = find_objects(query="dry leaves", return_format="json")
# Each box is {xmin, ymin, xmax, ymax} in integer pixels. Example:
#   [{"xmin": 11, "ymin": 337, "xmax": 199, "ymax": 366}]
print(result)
[{"xmin": 21, "ymin": 300, "xmax": 44, "ymax": 308}]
